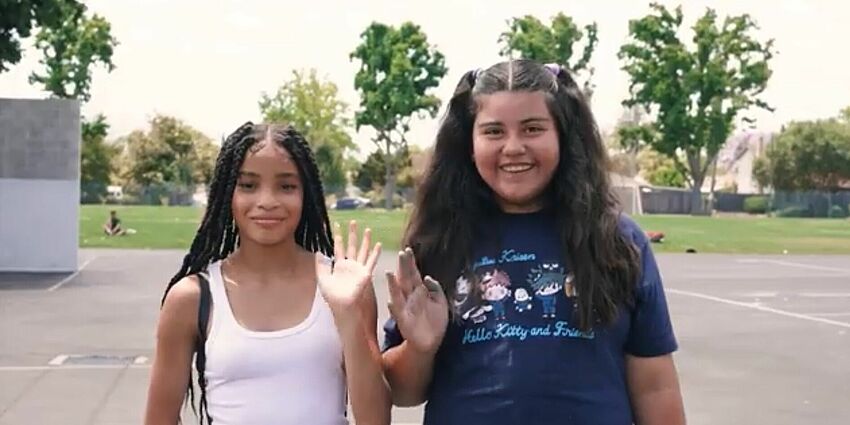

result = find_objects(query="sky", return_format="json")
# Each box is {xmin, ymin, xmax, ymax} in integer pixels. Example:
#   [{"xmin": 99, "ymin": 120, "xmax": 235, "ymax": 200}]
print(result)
[{"xmin": 1, "ymin": 0, "xmax": 848, "ymax": 158}]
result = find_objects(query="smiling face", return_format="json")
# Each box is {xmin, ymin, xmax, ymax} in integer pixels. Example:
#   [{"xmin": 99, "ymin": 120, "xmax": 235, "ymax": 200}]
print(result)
[
  {"xmin": 472, "ymin": 90, "xmax": 560, "ymax": 213},
  {"xmin": 514, "ymin": 288, "xmax": 530, "ymax": 302},
  {"xmin": 484, "ymin": 284, "xmax": 509, "ymax": 301},
  {"xmin": 231, "ymin": 140, "xmax": 304, "ymax": 247},
  {"xmin": 538, "ymin": 281, "xmax": 560, "ymax": 296}
]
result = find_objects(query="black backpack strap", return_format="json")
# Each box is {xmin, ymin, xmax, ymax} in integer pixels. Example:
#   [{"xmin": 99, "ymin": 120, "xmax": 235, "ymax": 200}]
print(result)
[
  {"xmin": 194, "ymin": 272, "xmax": 213, "ymax": 424},
  {"xmin": 196, "ymin": 272, "xmax": 212, "ymax": 347}
]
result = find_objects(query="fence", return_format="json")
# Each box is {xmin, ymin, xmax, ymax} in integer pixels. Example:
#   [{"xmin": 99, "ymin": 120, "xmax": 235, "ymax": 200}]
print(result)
[
  {"xmin": 770, "ymin": 191, "xmax": 850, "ymax": 217},
  {"xmin": 713, "ymin": 193, "xmax": 749, "ymax": 212},
  {"xmin": 646, "ymin": 189, "xmax": 850, "ymax": 217},
  {"xmin": 640, "ymin": 186, "xmax": 705, "ymax": 215},
  {"xmin": 79, "ymin": 181, "xmax": 850, "ymax": 218},
  {"xmin": 81, "ymin": 183, "xmax": 204, "ymax": 206}
]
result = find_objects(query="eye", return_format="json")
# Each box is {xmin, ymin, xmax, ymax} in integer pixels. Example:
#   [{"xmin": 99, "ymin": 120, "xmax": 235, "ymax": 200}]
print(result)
[
  {"xmin": 525, "ymin": 125, "xmax": 546, "ymax": 134},
  {"xmin": 483, "ymin": 127, "xmax": 504, "ymax": 137},
  {"xmin": 237, "ymin": 182, "xmax": 256, "ymax": 191},
  {"xmin": 281, "ymin": 183, "xmax": 299, "ymax": 191}
]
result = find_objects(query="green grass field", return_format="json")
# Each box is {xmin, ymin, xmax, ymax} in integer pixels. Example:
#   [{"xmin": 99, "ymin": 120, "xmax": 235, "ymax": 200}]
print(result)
[
  {"xmin": 81, "ymin": 205, "xmax": 410, "ymax": 251},
  {"xmin": 81, "ymin": 205, "xmax": 850, "ymax": 254}
]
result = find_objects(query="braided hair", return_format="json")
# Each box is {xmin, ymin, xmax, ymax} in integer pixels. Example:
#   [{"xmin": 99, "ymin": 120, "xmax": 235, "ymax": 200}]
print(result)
[{"xmin": 161, "ymin": 122, "xmax": 334, "ymax": 424}]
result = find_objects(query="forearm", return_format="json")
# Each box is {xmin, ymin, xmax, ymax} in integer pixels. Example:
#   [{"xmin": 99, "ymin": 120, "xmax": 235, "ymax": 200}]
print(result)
[
  {"xmin": 631, "ymin": 387, "xmax": 686, "ymax": 425},
  {"xmin": 337, "ymin": 316, "xmax": 391, "ymax": 425},
  {"xmin": 381, "ymin": 340, "xmax": 436, "ymax": 407},
  {"xmin": 627, "ymin": 354, "xmax": 686, "ymax": 425}
]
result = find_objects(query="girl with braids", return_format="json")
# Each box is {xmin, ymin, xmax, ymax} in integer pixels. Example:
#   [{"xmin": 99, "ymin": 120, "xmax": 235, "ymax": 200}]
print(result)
[
  {"xmin": 144, "ymin": 123, "xmax": 390, "ymax": 425},
  {"xmin": 382, "ymin": 60, "xmax": 685, "ymax": 425}
]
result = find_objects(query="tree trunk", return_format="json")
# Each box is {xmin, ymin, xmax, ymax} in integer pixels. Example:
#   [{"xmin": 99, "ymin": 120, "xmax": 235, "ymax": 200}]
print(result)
[
  {"xmin": 689, "ymin": 185, "xmax": 701, "ymax": 215},
  {"xmin": 383, "ymin": 144, "xmax": 396, "ymax": 210},
  {"xmin": 707, "ymin": 157, "xmax": 719, "ymax": 214},
  {"xmin": 686, "ymin": 150, "xmax": 707, "ymax": 215},
  {"xmin": 384, "ymin": 165, "xmax": 396, "ymax": 210},
  {"xmin": 688, "ymin": 169, "xmax": 707, "ymax": 215},
  {"xmin": 628, "ymin": 146, "xmax": 640, "ymax": 178}
]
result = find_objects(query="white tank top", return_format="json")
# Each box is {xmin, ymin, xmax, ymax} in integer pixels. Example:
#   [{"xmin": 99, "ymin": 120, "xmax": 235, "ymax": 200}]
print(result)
[{"xmin": 203, "ymin": 261, "xmax": 348, "ymax": 425}]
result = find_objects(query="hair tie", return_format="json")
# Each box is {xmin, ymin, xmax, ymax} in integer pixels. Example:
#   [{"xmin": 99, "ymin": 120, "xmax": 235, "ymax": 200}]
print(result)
[{"xmin": 544, "ymin": 63, "xmax": 561, "ymax": 77}]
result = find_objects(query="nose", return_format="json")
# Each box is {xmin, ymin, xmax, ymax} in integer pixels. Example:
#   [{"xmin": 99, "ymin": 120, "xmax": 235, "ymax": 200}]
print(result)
[
  {"xmin": 257, "ymin": 187, "xmax": 280, "ymax": 210},
  {"xmin": 502, "ymin": 133, "xmax": 526, "ymax": 156}
]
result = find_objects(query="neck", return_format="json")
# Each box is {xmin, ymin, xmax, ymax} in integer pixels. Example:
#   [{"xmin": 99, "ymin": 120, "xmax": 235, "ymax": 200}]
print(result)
[
  {"xmin": 498, "ymin": 200, "xmax": 545, "ymax": 214},
  {"xmin": 228, "ymin": 238, "xmax": 305, "ymax": 280}
]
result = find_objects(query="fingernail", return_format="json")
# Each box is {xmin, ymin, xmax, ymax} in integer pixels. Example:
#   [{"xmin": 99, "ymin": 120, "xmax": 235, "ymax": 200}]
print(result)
[{"xmin": 424, "ymin": 276, "xmax": 441, "ymax": 292}]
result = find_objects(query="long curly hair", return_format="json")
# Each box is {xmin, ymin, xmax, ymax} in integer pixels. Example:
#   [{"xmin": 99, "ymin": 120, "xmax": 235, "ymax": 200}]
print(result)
[{"xmin": 404, "ymin": 59, "xmax": 640, "ymax": 330}]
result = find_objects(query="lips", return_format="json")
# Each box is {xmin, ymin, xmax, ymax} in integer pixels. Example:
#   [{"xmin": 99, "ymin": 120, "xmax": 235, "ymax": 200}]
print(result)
[
  {"xmin": 499, "ymin": 163, "xmax": 534, "ymax": 173},
  {"xmin": 250, "ymin": 217, "xmax": 284, "ymax": 226}
]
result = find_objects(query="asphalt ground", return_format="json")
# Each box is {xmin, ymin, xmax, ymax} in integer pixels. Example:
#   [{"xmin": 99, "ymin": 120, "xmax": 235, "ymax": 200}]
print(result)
[{"xmin": 1, "ymin": 249, "xmax": 848, "ymax": 424}]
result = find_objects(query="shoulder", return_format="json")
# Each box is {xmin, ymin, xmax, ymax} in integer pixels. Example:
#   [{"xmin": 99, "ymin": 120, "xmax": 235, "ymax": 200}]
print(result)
[
  {"xmin": 160, "ymin": 275, "xmax": 203, "ymax": 331},
  {"xmin": 164, "ymin": 275, "xmax": 202, "ymax": 308},
  {"xmin": 616, "ymin": 212, "xmax": 649, "ymax": 250}
]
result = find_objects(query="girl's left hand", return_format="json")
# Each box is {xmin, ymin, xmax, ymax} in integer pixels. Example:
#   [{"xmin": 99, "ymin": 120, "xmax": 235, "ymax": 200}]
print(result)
[{"xmin": 316, "ymin": 221, "xmax": 381, "ymax": 315}]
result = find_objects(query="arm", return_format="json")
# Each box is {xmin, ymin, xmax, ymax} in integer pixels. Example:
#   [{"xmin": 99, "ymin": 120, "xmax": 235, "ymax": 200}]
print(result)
[
  {"xmin": 626, "ymin": 354, "xmax": 686, "ymax": 425},
  {"xmin": 336, "ymin": 282, "xmax": 391, "ymax": 425},
  {"xmin": 318, "ymin": 222, "xmax": 391, "ymax": 425},
  {"xmin": 382, "ymin": 338, "xmax": 436, "ymax": 407},
  {"xmin": 622, "ymin": 218, "xmax": 685, "ymax": 424},
  {"xmin": 143, "ymin": 277, "xmax": 200, "ymax": 425},
  {"xmin": 382, "ymin": 249, "xmax": 448, "ymax": 407}
]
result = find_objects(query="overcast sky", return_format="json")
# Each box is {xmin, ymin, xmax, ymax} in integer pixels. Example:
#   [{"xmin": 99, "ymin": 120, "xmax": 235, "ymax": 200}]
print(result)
[{"xmin": 1, "ymin": 0, "xmax": 848, "ymax": 156}]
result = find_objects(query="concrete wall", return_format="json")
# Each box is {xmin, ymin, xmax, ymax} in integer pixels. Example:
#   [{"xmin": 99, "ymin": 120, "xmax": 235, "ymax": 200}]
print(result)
[{"xmin": 0, "ymin": 98, "xmax": 80, "ymax": 272}]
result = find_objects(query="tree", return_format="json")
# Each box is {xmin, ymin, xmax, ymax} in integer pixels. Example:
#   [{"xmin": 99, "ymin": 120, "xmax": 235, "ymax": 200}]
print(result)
[
  {"xmin": 606, "ymin": 106, "xmax": 657, "ymax": 178},
  {"xmin": 353, "ymin": 146, "xmax": 419, "ymax": 193},
  {"xmin": 259, "ymin": 69, "xmax": 355, "ymax": 194},
  {"xmin": 753, "ymin": 115, "xmax": 850, "ymax": 192},
  {"xmin": 80, "ymin": 113, "xmax": 118, "ymax": 203},
  {"xmin": 499, "ymin": 13, "xmax": 598, "ymax": 96},
  {"xmin": 619, "ymin": 3, "xmax": 774, "ymax": 213},
  {"xmin": 0, "ymin": 0, "xmax": 82, "ymax": 73},
  {"xmin": 350, "ymin": 22, "xmax": 447, "ymax": 209},
  {"xmin": 28, "ymin": 1, "xmax": 117, "ymax": 101},
  {"xmin": 615, "ymin": 107, "xmax": 657, "ymax": 155},
  {"xmin": 118, "ymin": 115, "xmax": 218, "ymax": 199},
  {"xmin": 638, "ymin": 149, "xmax": 687, "ymax": 188},
  {"xmin": 841, "ymin": 106, "xmax": 850, "ymax": 123},
  {"xmin": 353, "ymin": 151, "xmax": 385, "ymax": 193}
]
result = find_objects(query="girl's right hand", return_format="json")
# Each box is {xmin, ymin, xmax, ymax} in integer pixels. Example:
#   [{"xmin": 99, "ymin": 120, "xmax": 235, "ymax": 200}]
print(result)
[{"xmin": 386, "ymin": 248, "xmax": 449, "ymax": 355}]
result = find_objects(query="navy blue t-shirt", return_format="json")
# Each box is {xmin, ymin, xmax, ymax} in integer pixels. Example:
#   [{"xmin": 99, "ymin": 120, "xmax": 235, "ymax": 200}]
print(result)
[{"xmin": 383, "ymin": 210, "xmax": 677, "ymax": 425}]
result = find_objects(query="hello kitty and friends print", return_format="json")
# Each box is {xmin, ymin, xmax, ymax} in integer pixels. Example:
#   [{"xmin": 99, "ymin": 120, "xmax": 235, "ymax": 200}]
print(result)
[{"xmin": 453, "ymin": 248, "xmax": 594, "ymax": 346}]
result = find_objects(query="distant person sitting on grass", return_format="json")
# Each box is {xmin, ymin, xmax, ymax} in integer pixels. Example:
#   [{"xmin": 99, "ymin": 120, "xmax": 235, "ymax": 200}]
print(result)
[{"xmin": 103, "ymin": 210, "xmax": 128, "ymax": 236}]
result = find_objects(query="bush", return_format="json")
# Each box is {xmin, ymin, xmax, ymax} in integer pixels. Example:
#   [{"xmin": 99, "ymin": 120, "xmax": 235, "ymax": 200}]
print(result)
[
  {"xmin": 775, "ymin": 206, "xmax": 810, "ymax": 218},
  {"xmin": 828, "ymin": 205, "xmax": 848, "ymax": 218},
  {"xmin": 743, "ymin": 196, "xmax": 769, "ymax": 214}
]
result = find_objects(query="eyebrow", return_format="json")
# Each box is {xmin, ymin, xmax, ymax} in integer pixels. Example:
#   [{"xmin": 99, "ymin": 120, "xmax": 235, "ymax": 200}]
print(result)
[
  {"xmin": 238, "ymin": 171, "xmax": 299, "ymax": 178},
  {"xmin": 477, "ymin": 117, "xmax": 552, "ymax": 127}
]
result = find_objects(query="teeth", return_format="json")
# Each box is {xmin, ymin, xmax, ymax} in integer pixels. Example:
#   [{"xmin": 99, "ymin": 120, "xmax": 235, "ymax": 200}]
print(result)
[{"xmin": 500, "ymin": 164, "xmax": 533, "ymax": 173}]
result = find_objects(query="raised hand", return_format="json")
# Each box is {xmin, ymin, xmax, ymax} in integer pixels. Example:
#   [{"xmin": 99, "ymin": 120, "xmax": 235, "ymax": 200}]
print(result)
[
  {"xmin": 317, "ymin": 221, "xmax": 381, "ymax": 314},
  {"xmin": 386, "ymin": 248, "xmax": 449, "ymax": 354}
]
